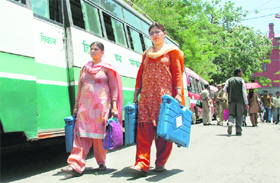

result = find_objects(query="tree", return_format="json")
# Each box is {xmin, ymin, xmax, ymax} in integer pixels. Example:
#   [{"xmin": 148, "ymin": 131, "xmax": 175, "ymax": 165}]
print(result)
[
  {"xmin": 125, "ymin": 0, "xmax": 273, "ymax": 84},
  {"xmin": 210, "ymin": 26, "xmax": 272, "ymax": 85}
]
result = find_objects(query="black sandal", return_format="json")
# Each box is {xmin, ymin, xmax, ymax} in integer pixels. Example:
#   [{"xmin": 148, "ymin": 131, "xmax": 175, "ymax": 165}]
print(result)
[
  {"xmin": 61, "ymin": 166, "xmax": 81, "ymax": 176},
  {"xmin": 98, "ymin": 164, "xmax": 107, "ymax": 171}
]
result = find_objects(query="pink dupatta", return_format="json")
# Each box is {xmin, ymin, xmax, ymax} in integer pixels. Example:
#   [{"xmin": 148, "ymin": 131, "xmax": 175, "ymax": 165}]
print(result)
[{"xmin": 84, "ymin": 61, "xmax": 123, "ymax": 125}]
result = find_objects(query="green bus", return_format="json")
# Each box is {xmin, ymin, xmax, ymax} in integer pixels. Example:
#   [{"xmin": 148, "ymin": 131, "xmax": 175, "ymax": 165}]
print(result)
[{"xmin": 0, "ymin": 0, "xmax": 189, "ymax": 144}]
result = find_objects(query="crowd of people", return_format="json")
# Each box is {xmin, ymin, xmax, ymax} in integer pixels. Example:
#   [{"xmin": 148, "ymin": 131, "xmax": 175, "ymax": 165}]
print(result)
[{"xmin": 201, "ymin": 69, "xmax": 280, "ymax": 136}]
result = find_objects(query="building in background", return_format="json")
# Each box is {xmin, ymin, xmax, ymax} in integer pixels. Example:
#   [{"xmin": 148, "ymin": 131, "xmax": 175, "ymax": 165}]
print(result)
[{"xmin": 254, "ymin": 23, "xmax": 280, "ymax": 95}]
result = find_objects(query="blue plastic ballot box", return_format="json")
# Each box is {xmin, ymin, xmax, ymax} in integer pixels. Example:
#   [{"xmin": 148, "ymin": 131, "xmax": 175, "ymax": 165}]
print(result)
[
  {"xmin": 64, "ymin": 115, "xmax": 76, "ymax": 153},
  {"xmin": 124, "ymin": 103, "xmax": 138, "ymax": 145},
  {"xmin": 157, "ymin": 95, "xmax": 192, "ymax": 147}
]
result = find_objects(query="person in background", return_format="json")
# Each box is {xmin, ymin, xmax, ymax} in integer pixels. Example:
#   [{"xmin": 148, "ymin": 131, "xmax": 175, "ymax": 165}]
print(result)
[
  {"xmin": 259, "ymin": 94, "xmax": 265, "ymax": 122},
  {"xmin": 201, "ymin": 84, "xmax": 212, "ymax": 126},
  {"xmin": 269, "ymin": 93, "xmax": 274, "ymax": 123},
  {"xmin": 248, "ymin": 89, "xmax": 259, "ymax": 127},
  {"xmin": 217, "ymin": 83, "xmax": 228, "ymax": 126},
  {"xmin": 273, "ymin": 91, "xmax": 280, "ymax": 124},
  {"xmin": 223, "ymin": 68, "xmax": 247, "ymax": 136},
  {"xmin": 261, "ymin": 90, "xmax": 271, "ymax": 123},
  {"xmin": 214, "ymin": 84, "xmax": 222, "ymax": 124},
  {"xmin": 61, "ymin": 42, "xmax": 123, "ymax": 176},
  {"xmin": 129, "ymin": 22, "xmax": 185, "ymax": 176}
]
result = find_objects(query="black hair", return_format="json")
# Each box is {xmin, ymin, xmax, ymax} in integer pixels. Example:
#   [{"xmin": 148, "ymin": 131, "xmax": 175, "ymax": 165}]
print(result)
[
  {"xmin": 90, "ymin": 41, "xmax": 104, "ymax": 51},
  {"xmin": 204, "ymin": 84, "xmax": 209, "ymax": 89},
  {"xmin": 148, "ymin": 22, "xmax": 165, "ymax": 34},
  {"xmin": 276, "ymin": 91, "xmax": 280, "ymax": 94},
  {"xmin": 234, "ymin": 68, "xmax": 242, "ymax": 76},
  {"xmin": 249, "ymin": 89, "xmax": 254, "ymax": 100}
]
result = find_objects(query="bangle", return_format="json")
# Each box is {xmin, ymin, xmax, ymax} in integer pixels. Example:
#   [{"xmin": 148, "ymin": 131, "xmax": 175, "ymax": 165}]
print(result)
[{"xmin": 177, "ymin": 93, "xmax": 182, "ymax": 96}]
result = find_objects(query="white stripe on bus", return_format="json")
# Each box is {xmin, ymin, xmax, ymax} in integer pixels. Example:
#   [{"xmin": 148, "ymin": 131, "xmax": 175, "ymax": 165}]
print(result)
[
  {"xmin": 36, "ymin": 79, "xmax": 68, "ymax": 86},
  {"xmin": 0, "ymin": 72, "xmax": 36, "ymax": 81}
]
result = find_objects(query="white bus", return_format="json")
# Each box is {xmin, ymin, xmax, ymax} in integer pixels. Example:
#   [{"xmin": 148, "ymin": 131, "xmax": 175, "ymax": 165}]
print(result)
[{"xmin": 0, "ymin": 0, "xmax": 189, "ymax": 143}]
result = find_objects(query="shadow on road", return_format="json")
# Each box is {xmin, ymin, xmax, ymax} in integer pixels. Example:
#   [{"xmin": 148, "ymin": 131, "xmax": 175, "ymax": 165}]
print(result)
[
  {"xmin": 110, "ymin": 166, "xmax": 183, "ymax": 182},
  {"xmin": 216, "ymin": 134, "xmax": 232, "ymax": 137},
  {"xmin": 145, "ymin": 169, "xmax": 183, "ymax": 182},
  {"xmin": 0, "ymin": 137, "xmax": 99, "ymax": 182}
]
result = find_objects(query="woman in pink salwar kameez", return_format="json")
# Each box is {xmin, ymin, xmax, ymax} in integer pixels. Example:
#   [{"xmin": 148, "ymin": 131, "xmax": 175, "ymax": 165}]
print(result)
[{"xmin": 61, "ymin": 42, "xmax": 123, "ymax": 176}]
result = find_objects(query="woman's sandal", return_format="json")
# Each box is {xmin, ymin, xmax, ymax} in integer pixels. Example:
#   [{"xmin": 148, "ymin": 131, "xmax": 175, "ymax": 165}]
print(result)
[
  {"xmin": 154, "ymin": 166, "xmax": 165, "ymax": 172},
  {"xmin": 61, "ymin": 166, "xmax": 81, "ymax": 177},
  {"xmin": 128, "ymin": 166, "xmax": 148, "ymax": 177},
  {"xmin": 98, "ymin": 164, "xmax": 107, "ymax": 171}
]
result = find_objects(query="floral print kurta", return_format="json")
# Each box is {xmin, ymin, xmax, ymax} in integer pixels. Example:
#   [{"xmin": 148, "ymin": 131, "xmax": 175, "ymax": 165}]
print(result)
[
  {"xmin": 75, "ymin": 62, "xmax": 119, "ymax": 139},
  {"xmin": 135, "ymin": 44, "xmax": 185, "ymax": 127}
]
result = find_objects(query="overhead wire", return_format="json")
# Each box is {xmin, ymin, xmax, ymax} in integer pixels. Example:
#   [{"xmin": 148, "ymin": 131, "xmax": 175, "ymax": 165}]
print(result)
[{"xmin": 242, "ymin": 12, "xmax": 280, "ymax": 21}]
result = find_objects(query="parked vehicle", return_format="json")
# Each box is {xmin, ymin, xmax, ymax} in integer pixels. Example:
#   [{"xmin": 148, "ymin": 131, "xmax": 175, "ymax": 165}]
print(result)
[
  {"xmin": 0, "ymin": 0, "xmax": 189, "ymax": 148},
  {"xmin": 185, "ymin": 67, "xmax": 215, "ymax": 123}
]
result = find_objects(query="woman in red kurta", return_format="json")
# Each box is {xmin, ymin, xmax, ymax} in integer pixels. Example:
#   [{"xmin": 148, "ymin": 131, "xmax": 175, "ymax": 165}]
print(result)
[{"xmin": 129, "ymin": 22, "xmax": 185, "ymax": 176}]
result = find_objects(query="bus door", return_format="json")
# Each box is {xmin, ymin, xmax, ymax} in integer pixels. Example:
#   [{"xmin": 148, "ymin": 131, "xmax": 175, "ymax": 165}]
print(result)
[
  {"xmin": 0, "ymin": 0, "xmax": 38, "ymax": 140},
  {"xmin": 30, "ymin": 0, "xmax": 71, "ymax": 139}
]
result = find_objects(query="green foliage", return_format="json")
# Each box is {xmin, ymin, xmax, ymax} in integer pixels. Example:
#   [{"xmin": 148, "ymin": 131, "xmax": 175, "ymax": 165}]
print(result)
[
  {"xmin": 125, "ymin": 0, "xmax": 273, "ymax": 84},
  {"xmin": 274, "ymin": 70, "xmax": 280, "ymax": 75}
]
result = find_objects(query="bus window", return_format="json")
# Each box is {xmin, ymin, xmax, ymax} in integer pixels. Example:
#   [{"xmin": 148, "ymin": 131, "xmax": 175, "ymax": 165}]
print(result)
[
  {"xmin": 139, "ymin": 34, "xmax": 146, "ymax": 52},
  {"xmin": 127, "ymin": 27, "xmax": 143, "ymax": 53},
  {"xmin": 13, "ymin": 0, "xmax": 26, "ymax": 5},
  {"xmin": 143, "ymin": 36, "xmax": 153, "ymax": 50},
  {"xmin": 195, "ymin": 79, "xmax": 200, "ymax": 94},
  {"xmin": 123, "ymin": 9, "xmax": 142, "ymax": 31},
  {"xmin": 111, "ymin": 18, "xmax": 127, "ymax": 47},
  {"xmin": 201, "ymin": 82, "xmax": 205, "ymax": 90},
  {"xmin": 142, "ymin": 22, "xmax": 150, "ymax": 34},
  {"xmin": 81, "ymin": 2, "xmax": 102, "ymax": 37},
  {"xmin": 49, "ymin": 0, "xmax": 62, "ymax": 23},
  {"xmin": 30, "ymin": 0, "xmax": 62, "ymax": 23},
  {"xmin": 31, "ymin": 0, "xmax": 50, "ymax": 19},
  {"xmin": 103, "ymin": 13, "xmax": 115, "ymax": 42},
  {"xmin": 102, "ymin": 13, "xmax": 127, "ymax": 47},
  {"xmin": 70, "ymin": 0, "xmax": 85, "ymax": 29},
  {"xmin": 197, "ymin": 81, "xmax": 203, "ymax": 93},
  {"xmin": 189, "ymin": 76, "xmax": 196, "ymax": 93},
  {"xmin": 101, "ymin": 0, "xmax": 123, "ymax": 20}
]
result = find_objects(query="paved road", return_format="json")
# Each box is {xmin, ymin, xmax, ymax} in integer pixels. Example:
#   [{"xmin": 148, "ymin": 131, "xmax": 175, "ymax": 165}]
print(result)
[{"xmin": 1, "ymin": 119, "xmax": 280, "ymax": 183}]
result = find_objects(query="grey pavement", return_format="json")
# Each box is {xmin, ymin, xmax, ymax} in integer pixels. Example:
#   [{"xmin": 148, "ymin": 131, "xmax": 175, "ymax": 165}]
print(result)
[{"xmin": 4, "ymin": 118, "xmax": 280, "ymax": 183}]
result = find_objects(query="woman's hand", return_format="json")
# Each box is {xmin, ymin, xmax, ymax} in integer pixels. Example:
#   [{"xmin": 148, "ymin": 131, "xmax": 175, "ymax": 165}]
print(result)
[
  {"xmin": 175, "ymin": 94, "xmax": 182, "ymax": 105},
  {"xmin": 73, "ymin": 101, "xmax": 79, "ymax": 115},
  {"xmin": 133, "ymin": 89, "xmax": 140, "ymax": 104},
  {"xmin": 133, "ymin": 96, "xmax": 138, "ymax": 103},
  {"xmin": 111, "ymin": 108, "xmax": 118, "ymax": 117}
]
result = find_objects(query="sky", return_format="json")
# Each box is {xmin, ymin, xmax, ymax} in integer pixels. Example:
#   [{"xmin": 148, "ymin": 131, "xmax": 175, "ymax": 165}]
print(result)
[{"xmin": 221, "ymin": 0, "xmax": 280, "ymax": 35}]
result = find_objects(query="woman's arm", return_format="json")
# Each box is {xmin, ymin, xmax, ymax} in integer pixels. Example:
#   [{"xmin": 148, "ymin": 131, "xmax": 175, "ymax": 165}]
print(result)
[
  {"xmin": 107, "ymin": 69, "xmax": 118, "ymax": 117},
  {"xmin": 73, "ymin": 67, "xmax": 84, "ymax": 115},
  {"xmin": 170, "ymin": 50, "xmax": 183, "ymax": 104},
  {"xmin": 134, "ymin": 54, "xmax": 145, "ymax": 103}
]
